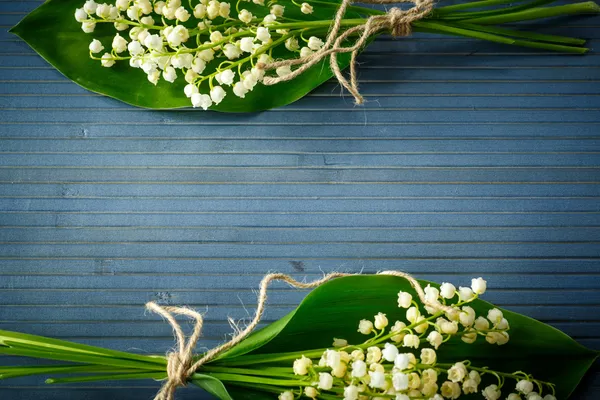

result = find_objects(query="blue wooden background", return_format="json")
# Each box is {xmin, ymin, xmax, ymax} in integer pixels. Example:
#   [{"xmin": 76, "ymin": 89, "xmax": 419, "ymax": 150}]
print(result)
[{"xmin": 1, "ymin": 0, "xmax": 600, "ymax": 398}]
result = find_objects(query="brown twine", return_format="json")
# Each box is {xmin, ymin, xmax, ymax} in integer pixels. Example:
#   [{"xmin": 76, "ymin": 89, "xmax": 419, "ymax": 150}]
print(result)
[
  {"xmin": 146, "ymin": 270, "xmax": 454, "ymax": 400},
  {"xmin": 258, "ymin": 0, "xmax": 434, "ymax": 105}
]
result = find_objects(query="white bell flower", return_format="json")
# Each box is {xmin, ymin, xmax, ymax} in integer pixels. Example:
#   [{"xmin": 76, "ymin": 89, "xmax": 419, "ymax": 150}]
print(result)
[
  {"xmin": 317, "ymin": 372, "xmax": 333, "ymax": 390},
  {"xmin": 381, "ymin": 343, "xmax": 398, "ymax": 362},
  {"xmin": 396, "ymin": 395, "xmax": 410, "ymax": 400},
  {"xmin": 194, "ymin": 4, "xmax": 207, "ymax": 18},
  {"xmin": 482, "ymin": 384, "xmax": 502, "ymax": 400},
  {"xmin": 175, "ymin": 6, "xmax": 190, "ymax": 21},
  {"xmin": 162, "ymin": 66, "xmax": 177, "ymax": 83},
  {"xmin": 210, "ymin": 85, "xmax": 226, "ymax": 104},
  {"xmin": 392, "ymin": 372, "xmax": 409, "ymax": 391},
  {"xmin": 253, "ymin": 0, "xmax": 265, "ymax": 5},
  {"xmin": 441, "ymin": 381, "xmax": 461, "ymax": 399},
  {"xmin": 357, "ymin": 319, "xmax": 374, "ymax": 335},
  {"xmin": 191, "ymin": 57, "xmax": 207, "ymax": 74},
  {"xmin": 210, "ymin": 30, "xmax": 223, "ymax": 43},
  {"xmin": 207, "ymin": 0, "xmax": 220, "ymax": 19},
  {"xmin": 390, "ymin": 320, "xmax": 406, "ymax": 343},
  {"xmin": 496, "ymin": 318, "xmax": 510, "ymax": 330},
  {"xmin": 397, "ymin": 291, "xmax": 412, "ymax": 308},
  {"xmin": 424, "ymin": 284, "xmax": 440, "ymax": 303},
  {"xmin": 420, "ymin": 348, "xmax": 436, "ymax": 365},
  {"xmin": 323, "ymin": 349, "xmax": 341, "ymax": 369},
  {"xmin": 116, "ymin": 0, "xmax": 130, "ymax": 11},
  {"xmin": 137, "ymin": 0, "xmax": 152, "ymax": 14},
  {"xmin": 304, "ymin": 387, "xmax": 318, "ymax": 399},
  {"xmin": 427, "ymin": 330, "xmax": 443, "ymax": 349},
  {"xmin": 463, "ymin": 378, "xmax": 478, "ymax": 394},
  {"xmin": 343, "ymin": 385, "xmax": 359, "ymax": 400},
  {"xmin": 402, "ymin": 334, "xmax": 419, "ymax": 349},
  {"xmin": 233, "ymin": 81, "xmax": 248, "ymax": 98},
  {"xmin": 487, "ymin": 308, "xmax": 503, "ymax": 325},
  {"xmin": 447, "ymin": 362, "xmax": 467, "ymax": 383},
  {"xmin": 440, "ymin": 282, "xmax": 456, "ymax": 299},
  {"xmin": 100, "ymin": 53, "xmax": 115, "ymax": 67},
  {"xmin": 223, "ymin": 43, "xmax": 242, "ymax": 60},
  {"xmin": 365, "ymin": 346, "xmax": 382, "ymax": 364},
  {"xmin": 114, "ymin": 21, "xmax": 129, "ymax": 31},
  {"xmin": 278, "ymin": 391, "xmax": 293, "ymax": 400},
  {"xmin": 474, "ymin": 316, "xmax": 490, "ymax": 331},
  {"xmin": 96, "ymin": 3, "xmax": 111, "ymax": 18},
  {"xmin": 471, "ymin": 277, "xmax": 487, "ymax": 295},
  {"xmin": 459, "ymin": 306, "xmax": 476, "ymax": 327},
  {"xmin": 162, "ymin": 5, "xmax": 176, "ymax": 19},
  {"xmin": 458, "ymin": 286, "xmax": 475, "ymax": 301},
  {"xmin": 197, "ymin": 48, "xmax": 215, "ymax": 62},
  {"xmin": 368, "ymin": 371, "xmax": 386, "ymax": 389},
  {"xmin": 543, "ymin": 395, "xmax": 556, "ymax": 400},
  {"xmin": 239, "ymin": 9, "xmax": 253, "ymax": 23},
  {"xmin": 154, "ymin": 1, "xmax": 166, "ymax": 14},
  {"xmin": 75, "ymin": 8, "xmax": 88, "ymax": 22},
  {"xmin": 219, "ymin": 2, "xmax": 231, "ymax": 18},
  {"xmin": 270, "ymin": 4, "xmax": 285, "ymax": 16},
  {"xmin": 374, "ymin": 312, "xmax": 388, "ymax": 329},
  {"xmin": 126, "ymin": 5, "xmax": 140, "ymax": 20},
  {"xmin": 129, "ymin": 56, "xmax": 142, "ymax": 68},
  {"xmin": 263, "ymin": 13, "xmax": 277, "ymax": 24},
  {"xmin": 351, "ymin": 359, "xmax": 367, "ymax": 378},
  {"xmin": 140, "ymin": 16, "xmax": 154, "ymax": 25},
  {"xmin": 307, "ymin": 36, "xmax": 324, "ymax": 50},
  {"xmin": 256, "ymin": 27, "xmax": 271, "ymax": 43},
  {"xmin": 144, "ymin": 34, "xmax": 163, "ymax": 51},
  {"xmin": 89, "ymin": 39, "xmax": 104, "ymax": 53},
  {"xmin": 191, "ymin": 93, "xmax": 212, "ymax": 109},
  {"xmin": 422, "ymin": 368, "xmax": 438, "ymax": 384},
  {"xmin": 292, "ymin": 355, "xmax": 312, "ymax": 375},
  {"xmin": 112, "ymin": 34, "xmax": 128, "ymax": 53},
  {"xmin": 184, "ymin": 84, "xmax": 199, "ymax": 98},
  {"xmin": 301, "ymin": 2, "xmax": 313, "ymax": 14},
  {"xmin": 167, "ymin": 25, "xmax": 189, "ymax": 47},
  {"xmin": 127, "ymin": 40, "xmax": 144, "ymax": 56},
  {"xmin": 147, "ymin": 69, "xmax": 160, "ymax": 85},
  {"xmin": 83, "ymin": 0, "xmax": 98, "ymax": 14},
  {"xmin": 461, "ymin": 329, "xmax": 477, "ymax": 344},
  {"xmin": 284, "ymin": 37, "xmax": 299, "ymax": 52},
  {"xmin": 333, "ymin": 338, "xmax": 347, "ymax": 348},
  {"xmin": 141, "ymin": 59, "xmax": 157, "ymax": 73},
  {"xmin": 516, "ymin": 380, "xmax": 534, "ymax": 394},
  {"xmin": 81, "ymin": 21, "xmax": 96, "ymax": 33},
  {"xmin": 394, "ymin": 353, "xmax": 410, "ymax": 370},
  {"xmin": 239, "ymin": 37, "xmax": 254, "ymax": 53},
  {"xmin": 507, "ymin": 394, "xmax": 522, "ymax": 400},
  {"xmin": 185, "ymin": 70, "xmax": 198, "ymax": 84},
  {"xmin": 406, "ymin": 306, "xmax": 419, "ymax": 323}
]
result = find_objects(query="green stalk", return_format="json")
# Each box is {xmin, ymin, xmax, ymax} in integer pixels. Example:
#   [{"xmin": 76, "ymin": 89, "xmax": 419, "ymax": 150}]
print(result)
[
  {"xmin": 201, "ymin": 366, "xmax": 297, "ymax": 379},
  {"xmin": 46, "ymin": 371, "xmax": 167, "ymax": 384},
  {"xmin": 438, "ymin": 0, "xmax": 558, "ymax": 20},
  {"xmin": 465, "ymin": 2, "xmax": 600, "ymax": 24},
  {"xmin": 210, "ymin": 348, "xmax": 327, "ymax": 367},
  {"xmin": 0, "ymin": 330, "xmax": 166, "ymax": 366},
  {"xmin": 454, "ymin": 22, "xmax": 586, "ymax": 45},
  {"xmin": 0, "ymin": 365, "xmax": 148, "ymax": 380},
  {"xmin": 206, "ymin": 372, "xmax": 309, "ymax": 387},
  {"xmin": 414, "ymin": 21, "xmax": 588, "ymax": 53},
  {"xmin": 436, "ymin": 0, "xmax": 535, "ymax": 13},
  {"xmin": 0, "ymin": 347, "xmax": 165, "ymax": 371}
]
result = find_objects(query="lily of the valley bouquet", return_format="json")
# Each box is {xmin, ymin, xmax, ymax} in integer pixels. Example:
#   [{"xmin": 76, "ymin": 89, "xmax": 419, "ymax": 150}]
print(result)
[
  {"xmin": 10, "ymin": 0, "xmax": 600, "ymax": 111},
  {"xmin": 0, "ymin": 272, "xmax": 598, "ymax": 400}
]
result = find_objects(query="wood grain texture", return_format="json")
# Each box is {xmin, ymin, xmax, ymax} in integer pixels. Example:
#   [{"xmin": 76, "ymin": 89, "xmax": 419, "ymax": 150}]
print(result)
[{"xmin": 0, "ymin": 0, "xmax": 599, "ymax": 398}]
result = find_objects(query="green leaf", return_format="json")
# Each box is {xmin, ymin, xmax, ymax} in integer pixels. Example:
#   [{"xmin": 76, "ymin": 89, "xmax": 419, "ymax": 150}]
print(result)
[
  {"xmin": 211, "ymin": 275, "xmax": 598, "ymax": 399},
  {"xmin": 11, "ymin": 0, "xmax": 357, "ymax": 112},
  {"xmin": 192, "ymin": 374, "xmax": 234, "ymax": 400}
]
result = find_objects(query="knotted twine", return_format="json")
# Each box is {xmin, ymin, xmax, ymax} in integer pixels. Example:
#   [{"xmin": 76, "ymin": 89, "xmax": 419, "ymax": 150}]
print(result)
[
  {"xmin": 258, "ymin": 0, "xmax": 434, "ymax": 105},
  {"xmin": 146, "ymin": 270, "xmax": 456, "ymax": 400}
]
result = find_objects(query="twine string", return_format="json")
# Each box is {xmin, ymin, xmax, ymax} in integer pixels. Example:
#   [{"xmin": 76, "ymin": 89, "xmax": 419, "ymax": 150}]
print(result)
[
  {"xmin": 258, "ymin": 0, "xmax": 434, "ymax": 104},
  {"xmin": 146, "ymin": 270, "xmax": 454, "ymax": 400}
]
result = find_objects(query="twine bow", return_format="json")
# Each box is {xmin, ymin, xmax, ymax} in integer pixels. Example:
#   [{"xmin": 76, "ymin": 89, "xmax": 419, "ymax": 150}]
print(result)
[
  {"xmin": 146, "ymin": 270, "xmax": 455, "ymax": 400},
  {"xmin": 259, "ymin": 0, "xmax": 434, "ymax": 105}
]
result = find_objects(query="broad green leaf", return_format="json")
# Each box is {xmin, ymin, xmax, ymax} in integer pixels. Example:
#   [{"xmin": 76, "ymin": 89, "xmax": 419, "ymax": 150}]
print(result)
[
  {"xmin": 11, "ymin": 0, "xmax": 357, "ymax": 112},
  {"xmin": 192, "ymin": 374, "xmax": 234, "ymax": 400},
  {"xmin": 211, "ymin": 275, "xmax": 598, "ymax": 399}
]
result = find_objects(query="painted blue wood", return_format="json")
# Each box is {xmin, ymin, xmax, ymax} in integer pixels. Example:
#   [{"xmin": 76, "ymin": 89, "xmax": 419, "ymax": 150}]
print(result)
[{"xmin": 1, "ymin": 0, "xmax": 600, "ymax": 398}]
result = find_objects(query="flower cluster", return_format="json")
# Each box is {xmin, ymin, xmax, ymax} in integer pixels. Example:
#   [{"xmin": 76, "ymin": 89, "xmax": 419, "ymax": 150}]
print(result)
[
  {"xmin": 282, "ymin": 277, "xmax": 557, "ymax": 400},
  {"xmin": 74, "ymin": 0, "xmax": 323, "ymax": 109}
]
